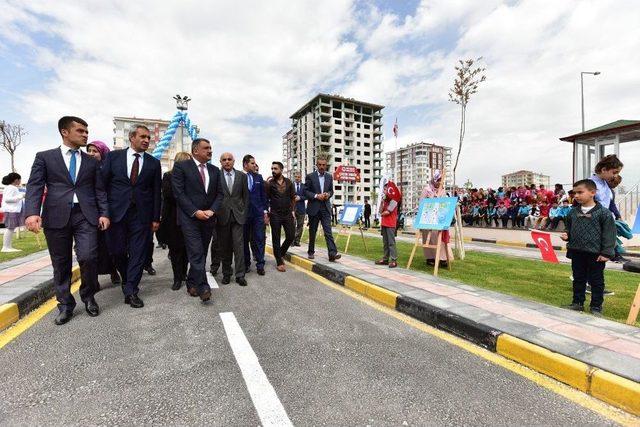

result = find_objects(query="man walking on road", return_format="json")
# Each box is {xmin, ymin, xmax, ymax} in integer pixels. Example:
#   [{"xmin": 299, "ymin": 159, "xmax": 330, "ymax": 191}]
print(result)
[
  {"xmin": 217, "ymin": 153, "xmax": 249, "ymax": 286},
  {"xmin": 292, "ymin": 171, "xmax": 306, "ymax": 246},
  {"xmin": 242, "ymin": 154, "xmax": 267, "ymax": 276},
  {"xmin": 305, "ymin": 155, "xmax": 340, "ymax": 262},
  {"xmin": 25, "ymin": 116, "xmax": 110, "ymax": 325},
  {"xmin": 266, "ymin": 162, "xmax": 296, "ymax": 271},
  {"xmin": 172, "ymin": 139, "xmax": 223, "ymax": 302},
  {"xmin": 101, "ymin": 125, "xmax": 161, "ymax": 309}
]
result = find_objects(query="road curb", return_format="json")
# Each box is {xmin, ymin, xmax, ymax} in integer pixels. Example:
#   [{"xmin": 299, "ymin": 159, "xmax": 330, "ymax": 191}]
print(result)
[
  {"xmin": 0, "ymin": 266, "xmax": 80, "ymax": 332},
  {"xmin": 464, "ymin": 237, "xmax": 565, "ymax": 251},
  {"xmin": 282, "ymin": 250, "xmax": 640, "ymax": 416}
]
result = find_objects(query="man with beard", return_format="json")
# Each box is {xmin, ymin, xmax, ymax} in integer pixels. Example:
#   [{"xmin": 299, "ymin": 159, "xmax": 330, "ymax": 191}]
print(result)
[{"xmin": 265, "ymin": 161, "xmax": 296, "ymax": 272}]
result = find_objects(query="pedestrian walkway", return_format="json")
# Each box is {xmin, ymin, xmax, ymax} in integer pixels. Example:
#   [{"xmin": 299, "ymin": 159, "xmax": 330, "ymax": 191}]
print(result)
[
  {"xmin": 290, "ymin": 247, "xmax": 640, "ymax": 388},
  {"xmin": 0, "ymin": 250, "xmax": 53, "ymax": 305}
]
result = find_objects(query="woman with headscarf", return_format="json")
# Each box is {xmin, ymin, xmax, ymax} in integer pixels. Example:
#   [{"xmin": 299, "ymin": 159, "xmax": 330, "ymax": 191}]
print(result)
[
  {"xmin": 158, "ymin": 151, "xmax": 192, "ymax": 291},
  {"xmin": 1, "ymin": 172, "xmax": 25, "ymax": 252},
  {"xmin": 86, "ymin": 140, "xmax": 121, "ymax": 286},
  {"xmin": 420, "ymin": 170, "xmax": 454, "ymax": 267}
]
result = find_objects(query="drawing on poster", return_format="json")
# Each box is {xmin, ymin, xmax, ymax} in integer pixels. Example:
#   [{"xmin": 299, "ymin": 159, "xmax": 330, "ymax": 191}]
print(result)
[{"xmin": 414, "ymin": 197, "xmax": 457, "ymax": 230}]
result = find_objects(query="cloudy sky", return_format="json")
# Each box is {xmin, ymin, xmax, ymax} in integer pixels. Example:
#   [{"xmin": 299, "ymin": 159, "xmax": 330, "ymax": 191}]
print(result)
[{"xmin": 2, "ymin": 0, "xmax": 639, "ymax": 187}]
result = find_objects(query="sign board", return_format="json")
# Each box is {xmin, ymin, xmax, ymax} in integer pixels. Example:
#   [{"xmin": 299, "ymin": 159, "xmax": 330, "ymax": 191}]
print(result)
[
  {"xmin": 413, "ymin": 197, "xmax": 457, "ymax": 230},
  {"xmin": 334, "ymin": 165, "xmax": 361, "ymax": 183},
  {"xmin": 339, "ymin": 204, "xmax": 363, "ymax": 226}
]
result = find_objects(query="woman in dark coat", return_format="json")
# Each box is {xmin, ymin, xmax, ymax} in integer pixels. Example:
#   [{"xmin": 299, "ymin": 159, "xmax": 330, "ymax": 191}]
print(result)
[
  {"xmin": 87, "ymin": 140, "xmax": 121, "ymax": 287},
  {"xmin": 158, "ymin": 151, "xmax": 192, "ymax": 291}
]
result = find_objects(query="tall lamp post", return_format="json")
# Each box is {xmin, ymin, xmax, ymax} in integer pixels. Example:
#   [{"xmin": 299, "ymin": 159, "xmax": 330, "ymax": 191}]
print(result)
[{"xmin": 581, "ymin": 71, "xmax": 601, "ymax": 132}]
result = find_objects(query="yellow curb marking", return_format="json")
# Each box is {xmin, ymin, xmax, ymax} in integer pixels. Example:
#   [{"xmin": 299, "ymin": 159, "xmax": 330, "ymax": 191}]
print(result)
[
  {"xmin": 345, "ymin": 276, "xmax": 397, "ymax": 308},
  {"xmin": 0, "ymin": 303, "xmax": 19, "ymax": 331},
  {"xmin": 591, "ymin": 369, "xmax": 640, "ymax": 417}
]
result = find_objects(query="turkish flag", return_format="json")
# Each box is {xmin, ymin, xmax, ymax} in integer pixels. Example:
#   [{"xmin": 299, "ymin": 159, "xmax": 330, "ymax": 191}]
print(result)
[{"xmin": 531, "ymin": 230, "xmax": 559, "ymax": 263}]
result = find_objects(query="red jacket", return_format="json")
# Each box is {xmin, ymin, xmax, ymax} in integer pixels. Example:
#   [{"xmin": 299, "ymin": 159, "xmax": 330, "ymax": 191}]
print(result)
[{"xmin": 380, "ymin": 198, "xmax": 398, "ymax": 228}]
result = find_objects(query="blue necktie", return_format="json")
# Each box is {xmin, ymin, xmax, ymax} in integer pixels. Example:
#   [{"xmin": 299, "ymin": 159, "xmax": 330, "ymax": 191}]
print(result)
[
  {"xmin": 69, "ymin": 149, "xmax": 78, "ymax": 183},
  {"xmin": 248, "ymin": 174, "xmax": 253, "ymax": 190}
]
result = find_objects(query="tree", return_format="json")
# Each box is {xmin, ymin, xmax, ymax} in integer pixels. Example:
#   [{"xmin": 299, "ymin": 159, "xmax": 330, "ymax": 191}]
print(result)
[
  {"xmin": 448, "ymin": 58, "xmax": 486, "ymax": 188},
  {"xmin": 0, "ymin": 121, "xmax": 26, "ymax": 173},
  {"xmin": 463, "ymin": 179, "xmax": 474, "ymax": 190}
]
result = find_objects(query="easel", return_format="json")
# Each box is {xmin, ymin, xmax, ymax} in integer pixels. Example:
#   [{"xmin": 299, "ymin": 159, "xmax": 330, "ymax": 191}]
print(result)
[
  {"xmin": 406, "ymin": 229, "xmax": 452, "ymax": 276},
  {"xmin": 453, "ymin": 205, "xmax": 465, "ymax": 260},
  {"xmin": 335, "ymin": 223, "xmax": 367, "ymax": 254},
  {"xmin": 627, "ymin": 283, "xmax": 640, "ymax": 325}
]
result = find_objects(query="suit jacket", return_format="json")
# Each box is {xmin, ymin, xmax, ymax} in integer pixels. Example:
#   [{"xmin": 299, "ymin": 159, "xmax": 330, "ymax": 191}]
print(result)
[
  {"xmin": 101, "ymin": 148, "xmax": 161, "ymax": 224},
  {"xmin": 171, "ymin": 160, "xmax": 223, "ymax": 225},
  {"xmin": 246, "ymin": 171, "xmax": 267, "ymax": 218},
  {"xmin": 293, "ymin": 180, "xmax": 306, "ymax": 215},
  {"xmin": 217, "ymin": 168, "xmax": 249, "ymax": 226},
  {"xmin": 304, "ymin": 171, "xmax": 333, "ymax": 216},
  {"xmin": 25, "ymin": 148, "xmax": 108, "ymax": 229}
]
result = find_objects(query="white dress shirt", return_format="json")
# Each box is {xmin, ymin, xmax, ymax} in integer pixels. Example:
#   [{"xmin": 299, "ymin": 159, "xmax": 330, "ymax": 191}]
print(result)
[
  {"xmin": 126, "ymin": 148, "xmax": 145, "ymax": 178},
  {"xmin": 193, "ymin": 158, "xmax": 210, "ymax": 190},
  {"xmin": 317, "ymin": 171, "xmax": 326, "ymax": 199},
  {"xmin": 60, "ymin": 145, "xmax": 81, "ymax": 203}
]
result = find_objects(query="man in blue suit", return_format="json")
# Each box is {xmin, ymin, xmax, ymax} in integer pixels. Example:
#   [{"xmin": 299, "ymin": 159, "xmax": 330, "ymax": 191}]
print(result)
[
  {"xmin": 242, "ymin": 154, "xmax": 267, "ymax": 276},
  {"xmin": 101, "ymin": 125, "xmax": 161, "ymax": 308},
  {"xmin": 25, "ymin": 116, "xmax": 110, "ymax": 325},
  {"xmin": 304, "ymin": 155, "xmax": 340, "ymax": 262},
  {"xmin": 292, "ymin": 170, "xmax": 306, "ymax": 246}
]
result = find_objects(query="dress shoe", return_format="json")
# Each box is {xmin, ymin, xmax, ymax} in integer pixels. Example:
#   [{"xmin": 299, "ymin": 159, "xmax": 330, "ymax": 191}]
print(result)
[
  {"xmin": 389, "ymin": 261, "xmax": 398, "ymax": 268},
  {"xmin": 276, "ymin": 265, "xmax": 286, "ymax": 272},
  {"xmin": 329, "ymin": 254, "xmax": 341, "ymax": 262},
  {"xmin": 221, "ymin": 276, "xmax": 231, "ymax": 285},
  {"xmin": 210, "ymin": 268, "xmax": 219, "ymax": 276},
  {"xmin": 200, "ymin": 289, "xmax": 212, "ymax": 302},
  {"xmin": 171, "ymin": 280, "xmax": 183, "ymax": 291},
  {"xmin": 257, "ymin": 268, "xmax": 265, "ymax": 276},
  {"xmin": 85, "ymin": 298, "xmax": 100, "ymax": 317},
  {"xmin": 110, "ymin": 271, "xmax": 121, "ymax": 285},
  {"xmin": 236, "ymin": 277, "xmax": 248, "ymax": 286},
  {"xmin": 375, "ymin": 259, "xmax": 389, "ymax": 265},
  {"xmin": 54, "ymin": 310, "xmax": 73, "ymax": 325},
  {"xmin": 308, "ymin": 253, "xmax": 315, "ymax": 260},
  {"xmin": 144, "ymin": 265, "xmax": 157, "ymax": 275},
  {"xmin": 124, "ymin": 294, "xmax": 144, "ymax": 308},
  {"xmin": 187, "ymin": 287, "xmax": 199, "ymax": 297}
]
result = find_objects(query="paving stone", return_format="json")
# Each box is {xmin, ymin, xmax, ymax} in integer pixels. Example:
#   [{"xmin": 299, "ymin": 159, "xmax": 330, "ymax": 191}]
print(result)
[
  {"xmin": 519, "ymin": 330, "xmax": 594, "ymax": 357},
  {"xmin": 577, "ymin": 347, "xmax": 640, "ymax": 382},
  {"xmin": 480, "ymin": 315, "xmax": 541, "ymax": 337},
  {"xmin": 446, "ymin": 304, "xmax": 495, "ymax": 323}
]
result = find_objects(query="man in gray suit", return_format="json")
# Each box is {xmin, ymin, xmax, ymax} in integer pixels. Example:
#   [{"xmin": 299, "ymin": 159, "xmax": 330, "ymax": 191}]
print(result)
[{"xmin": 217, "ymin": 152, "xmax": 249, "ymax": 286}]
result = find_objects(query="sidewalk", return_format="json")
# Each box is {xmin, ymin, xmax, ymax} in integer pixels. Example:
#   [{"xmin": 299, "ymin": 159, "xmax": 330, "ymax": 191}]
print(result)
[{"xmin": 280, "ymin": 245, "xmax": 640, "ymax": 416}]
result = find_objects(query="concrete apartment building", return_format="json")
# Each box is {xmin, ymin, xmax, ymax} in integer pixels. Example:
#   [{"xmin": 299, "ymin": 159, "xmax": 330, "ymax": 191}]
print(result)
[
  {"xmin": 283, "ymin": 94, "xmax": 384, "ymax": 205},
  {"xmin": 113, "ymin": 116, "xmax": 192, "ymax": 171},
  {"xmin": 385, "ymin": 142, "xmax": 453, "ymax": 214},
  {"xmin": 501, "ymin": 170, "xmax": 550, "ymax": 188}
]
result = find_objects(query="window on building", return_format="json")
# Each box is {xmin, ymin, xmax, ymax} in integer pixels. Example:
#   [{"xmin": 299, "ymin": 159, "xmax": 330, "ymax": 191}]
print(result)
[
  {"xmin": 364, "ymin": 124, "xmax": 370, "ymax": 129},
  {"xmin": 335, "ymin": 119, "xmax": 341, "ymax": 125},
  {"xmin": 357, "ymin": 124, "xmax": 361, "ymax": 128},
  {"xmin": 364, "ymin": 160, "xmax": 370, "ymax": 165},
  {"xmin": 335, "ymin": 157, "xmax": 342, "ymax": 162},
  {"xmin": 335, "ymin": 147, "xmax": 342, "ymax": 153},
  {"xmin": 357, "ymin": 132, "xmax": 361, "ymax": 137},
  {"xmin": 335, "ymin": 195, "xmax": 342, "ymax": 200},
  {"xmin": 335, "ymin": 185, "xmax": 341, "ymax": 190},
  {"xmin": 335, "ymin": 138, "xmax": 342, "ymax": 143},
  {"xmin": 335, "ymin": 129, "xmax": 342, "ymax": 134}
]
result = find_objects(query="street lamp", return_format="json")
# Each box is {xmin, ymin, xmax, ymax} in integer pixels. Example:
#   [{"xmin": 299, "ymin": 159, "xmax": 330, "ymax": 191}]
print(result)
[{"xmin": 581, "ymin": 71, "xmax": 601, "ymax": 132}]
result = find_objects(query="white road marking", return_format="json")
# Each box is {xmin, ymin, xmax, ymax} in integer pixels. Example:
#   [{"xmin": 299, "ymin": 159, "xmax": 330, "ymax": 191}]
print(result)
[
  {"xmin": 219, "ymin": 312, "xmax": 293, "ymax": 427},
  {"xmin": 207, "ymin": 272, "xmax": 219, "ymax": 289}
]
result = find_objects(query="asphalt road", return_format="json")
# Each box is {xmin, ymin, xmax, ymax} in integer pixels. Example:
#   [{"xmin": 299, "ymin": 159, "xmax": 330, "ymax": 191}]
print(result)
[{"xmin": 0, "ymin": 250, "xmax": 617, "ymax": 425}]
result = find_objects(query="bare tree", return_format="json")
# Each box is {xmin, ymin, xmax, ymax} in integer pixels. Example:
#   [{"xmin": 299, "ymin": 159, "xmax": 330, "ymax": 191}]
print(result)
[
  {"xmin": 449, "ymin": 58, "xmax": 486, "ymax": 188},
  {"xmin": 0, "ymin": 121, "xmax": 26, "ymax": 173}
]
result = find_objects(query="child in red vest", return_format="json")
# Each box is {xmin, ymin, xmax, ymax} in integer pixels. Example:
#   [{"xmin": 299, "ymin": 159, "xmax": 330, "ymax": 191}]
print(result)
[{"xmin": 375, "ymin": 182, "xmax": 400, "ymax": 268}]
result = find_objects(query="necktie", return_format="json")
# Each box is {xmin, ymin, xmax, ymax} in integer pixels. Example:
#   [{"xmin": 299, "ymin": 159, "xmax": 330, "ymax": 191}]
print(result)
[
  {"xmin": 69, "ymin": 149, "xmax": 78, "ymax": 183},
  {"xmin": 199, "ymin": 164, "xmax": 206, "ymax": 188},
  {"xmin": 131, "ymin": 153, "xmax": 140, "ymax": 185},
  {"xmin": 248, "ymin": 174, "xmax": 253, "ymax": 190},
  {"xmin": 226, "ymin": 172, "xmax": 233, "ymax": 190}
]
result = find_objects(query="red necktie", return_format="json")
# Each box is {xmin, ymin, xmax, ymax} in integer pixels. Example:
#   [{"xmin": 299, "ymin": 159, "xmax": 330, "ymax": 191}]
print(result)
[
  {"xmin": 199, "ymin": 164, "xmax": 206, "ymax": 188},
  {"xmin": 131, "ymin": 153, "xmax": 140, "ymax": 185}
]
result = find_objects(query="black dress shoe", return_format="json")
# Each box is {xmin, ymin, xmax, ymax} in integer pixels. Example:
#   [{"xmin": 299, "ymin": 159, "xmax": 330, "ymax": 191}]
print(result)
[
  {"xmin": 200, "ymin": 289, "xmax": 212, "ymax": 302},
  {"xmin": 110, "ymin": 271, "xmax": 121, "ymax": 285},
  {"xmin": 124, "ymin": 294, "xmax": 144, "ymax": 308},
  {"xmin": 85, "ymin": 298, "xmax": 100, "ymax": 317},
  {"xmin": 171, "ymin": 280, "xmax": 183, "ymax": 291},
  {"xmin": 54, "ymin": 310, "xmax": 73, "ymax": 325},
  {"xmin": 187, "ymin": 287, "xmax": 199, "ymax": 297},
  {"xmin": 144, "ymin": 265, "xmax": 157, "ymax": 275},
  {"xmin": 308, "ymin": 253, "xmax": 315, "ymax": 260},
  {"xmin": 257, "ymin": 268, "xmax": 265, "ymax": 276},
  {"xmin": 210, "ymin": 268, "xmax": 218, "ymax": 276},
  {"xmin": 329, "ymin": 254, "xmax": 341, "ymax": 262},
  {"xmin": 221, "ymin": 276, "xmax": 231, "ymax": 285},
  {"xmin": 236, "ymin": 277, "xmax": 247, "ymax": 286}
]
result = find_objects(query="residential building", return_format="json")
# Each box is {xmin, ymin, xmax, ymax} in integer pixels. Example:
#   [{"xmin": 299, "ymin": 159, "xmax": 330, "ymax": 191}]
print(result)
[
  {"xmin": 501, "ymin": 170, "xmax": 550, "ymax": 188},
  {"xmin": 385, "ymin": 142, "xmax": 453, "ymax": 214},
  {"xmin": 283, "ymin": 94, "xmax": 384, "ymax": 205},
  {"xmin": 113, "ymin": 116, "xmax": 190, "ymax": 171}
]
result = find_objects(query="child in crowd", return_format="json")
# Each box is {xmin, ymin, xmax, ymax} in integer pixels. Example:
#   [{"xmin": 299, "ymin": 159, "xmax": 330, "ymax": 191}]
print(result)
[
  {"xmin": 548, "ymin": 200, "xmax": 570, "ymax": 230},
  {"xmin": 487, "ymin": 204, "xmax": 498, "ymax": 227},
  {"xmin": 507, "ymin": 203, "xmax": 519, "ymax": 228},
  {"xmin": 497, "ymin": 203, "xmax": 509, "ymax": 228},
  {"xmin": 516, "ymin": 202, "xmax": 530, "ymax": 228},
  {"xmin": 561, "ymin": 179, "xmax": 615, "ymax": 316},
  {"xmin": 471, "ymin": 204, "xmax": 481, "ymax": 226},
  {"xmin": 535, "ymin": 201, "xmax": 550, "ymax": 230},
  {"xmin": 525, "ymin": 202, "xmax": 539, "ymax": 229}
]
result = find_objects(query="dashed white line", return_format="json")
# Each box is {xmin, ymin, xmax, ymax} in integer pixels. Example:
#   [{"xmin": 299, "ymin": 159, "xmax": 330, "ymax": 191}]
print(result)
[
  {"xmin": 219, "ymin": 312, "xmax": 293, "ymax": 427},
  {"xmin": 207, "ymin": 272, "xmax": 219, "ymax": 289}
]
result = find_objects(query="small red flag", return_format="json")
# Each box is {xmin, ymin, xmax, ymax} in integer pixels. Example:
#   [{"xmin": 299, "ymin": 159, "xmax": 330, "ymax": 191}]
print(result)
[{"xmin": 531, "ymin": 230, "xmax": 559, "ymax": 263}]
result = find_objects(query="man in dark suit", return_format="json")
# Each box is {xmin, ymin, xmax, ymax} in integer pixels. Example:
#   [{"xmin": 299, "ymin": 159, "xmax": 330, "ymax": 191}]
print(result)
[
  {"xmin": 217, "ymin": 152, "xmax": 249, "ymax": 286},
  {"xmin": 293, "ymin": 170, "xmax": 306, "ymax": 246},
  {"xmin": 172, "ymin": 138, "xmax": 223, "ymax": 302},
  {"xmin": 305, "ymin": 155, "xmax": 340, "ymax": 262},
  {"xmin": 242, "ymin": 154, "xmax": 267, "ymax": 276},
  {"xmin": 363, "ymin": 198, "xmax": 371, "ymax": 229},
  {"xmin": 25, "ymin": 116, "xmax": 110, "ymax": 325},
  {"xmin": 101, "ymin": 124, "xmax": 161, "ymax": 308}
]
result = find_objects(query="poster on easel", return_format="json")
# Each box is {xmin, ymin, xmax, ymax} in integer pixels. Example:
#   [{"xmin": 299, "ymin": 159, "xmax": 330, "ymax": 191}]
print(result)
[
  {"xmin": 413, "ymin": 197, "xmax": 458, "ymax": 230},
  {"xmin": 336, "ymin": 204, "xmax": 367, "ymax": 254}
]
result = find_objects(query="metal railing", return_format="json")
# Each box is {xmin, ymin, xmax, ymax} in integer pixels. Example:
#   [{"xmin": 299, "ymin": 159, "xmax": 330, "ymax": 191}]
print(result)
[{"xmin": 617, "ymin": 180, "xmax": 640, "ymax": 223}]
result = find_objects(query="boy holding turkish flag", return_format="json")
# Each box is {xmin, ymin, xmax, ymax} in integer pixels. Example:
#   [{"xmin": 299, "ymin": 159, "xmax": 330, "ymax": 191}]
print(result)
[{"xmin": 560, "ymin": 179, "xmax": 616, "ymax": 316}]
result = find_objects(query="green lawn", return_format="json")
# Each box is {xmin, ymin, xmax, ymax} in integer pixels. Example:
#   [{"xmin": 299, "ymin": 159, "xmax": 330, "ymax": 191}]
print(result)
[
  {"xmin": 301, "ymin": 230, "xmax": 640, "ymax": 326},
  {"xmin": 0, "ymin": 230, "xmax": 48, "ymax": 263}
]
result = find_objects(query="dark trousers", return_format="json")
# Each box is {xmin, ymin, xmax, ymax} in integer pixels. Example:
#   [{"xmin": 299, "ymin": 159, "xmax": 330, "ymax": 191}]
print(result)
[
  {"xmin": 218, "ymin": 217, "xmax": 245, "ymax": 279},
  {"xmin": 44, "ymin": 205, "xmax": 98, "ymax": 313},
  {"xmin": 308, "ymin": 208, "xmax": 337, "ymax": 257},
  {"xmin": 271, "ymin": 213, "xmax": 295, "ymax": 266},
  {"xmin": 570, "ymin": 250, "xmax": 605, "ymax": 308},
  {"xmin": 548, "ymin": 217, "xmax": 566, "ymax": 230},
  {"xmin": 107, "ymin": 206, "xmax": 151, "ymax": 296},
  {"xmin": 243, "ymin": 215, "xmax": 265, "ymax": 270},
  {"xmin": 210, "ymin": 225, "xmax": 221, "ymax": 273},
  {"xmin": 168, "ymin": 234, "xmax": 188, "ymax": 284},
  {"xmin": 294, "ymin": 212, "xmax": 305, "ymax": 245},
  {"xmin": 364, "ymin": 214, "xmax": 371, "ymax": 229},
  {"xmin": 145, "ymin": 239, "xmax": 154, "ymax": 267},
  {"xmin": 501, "ymin": 215, "xmax": 510, "ymax": 228},
  {"xmin": 182, "ymin": 217, "xmax": 215, "ymax": 294}
]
